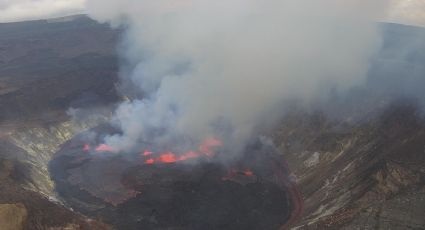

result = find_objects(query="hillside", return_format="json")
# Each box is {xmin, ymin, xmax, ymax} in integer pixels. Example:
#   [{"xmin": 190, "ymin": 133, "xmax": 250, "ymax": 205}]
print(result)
[{"xmin": 0, "ymin": 15, "xmax": 424, "ymax": 229}]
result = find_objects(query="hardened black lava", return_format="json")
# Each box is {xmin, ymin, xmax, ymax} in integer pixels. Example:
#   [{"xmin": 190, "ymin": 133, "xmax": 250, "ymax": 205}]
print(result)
[{"xmin": 49, "ymin": 130, "xmax": 296, "ymax": 230}]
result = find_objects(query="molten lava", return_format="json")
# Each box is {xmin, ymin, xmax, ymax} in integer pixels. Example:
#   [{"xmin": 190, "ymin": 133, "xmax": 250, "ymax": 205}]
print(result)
[
  {"xmin": 85, "ymin": 138, "xmax": 222, "ymax": 163},
  {"xmin": 145, "ymin": 159, "xmax": 155, "ymax": 164},
  {"xmin": 144, "ymin": 151, "xmax": 200, "ymax": 164},
  {"xmin": 95, "ymin": 144, "xmax": 116, "ymax": 152},
  {"xmin": 243, "ymin": 169, "xmax": 254, "ymax": 176},
  {"xmin": 143, "ymin": 150, "xmax": 153, "ymax": 156},
  {"xmin": 159, "ymin": 153, "xmax": 177, "ymax": 163},
  {"xmin": 83, "ymin": 144, "xmax": 91, "ymax": 152},
  {"xmin": 222, "ymin": 169, "xmax": 256, "ymax": 181},
  {"xmin": 143, "ymin": 138, "xmax": 222, "ymax": 164},
  {"xmin": 55, "ymin": 134, "xmax": 300, "ymax": 230}
]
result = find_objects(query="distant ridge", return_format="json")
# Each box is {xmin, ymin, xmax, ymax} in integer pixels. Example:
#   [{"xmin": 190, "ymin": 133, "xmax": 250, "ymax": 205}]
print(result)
[
  {"xmin": 0, "ymin": 14, "xmax": 88, "ymax": 26},
  {"xmin": 46, "ymin": 14, "xmax": 87, "ymax": 23}
]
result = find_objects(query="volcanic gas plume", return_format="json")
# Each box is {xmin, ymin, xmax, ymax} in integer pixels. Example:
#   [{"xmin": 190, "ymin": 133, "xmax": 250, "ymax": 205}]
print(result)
[{"xmin": 84, "ymin": 0, "xmax": 390, "ymax": 156}]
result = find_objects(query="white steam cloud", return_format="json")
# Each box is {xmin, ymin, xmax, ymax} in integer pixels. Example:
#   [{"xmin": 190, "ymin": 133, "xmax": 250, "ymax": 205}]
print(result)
[
  {"xmin": 388, "ymin": 0, "xmax": 425, "ymax": 26},
  {"xmin": 86, "ymin": 0, "xmax": 389, "ymax": 153},
  {"xmin": 0, "ymin": 0, "xmax": 85, "ymax": 22}
]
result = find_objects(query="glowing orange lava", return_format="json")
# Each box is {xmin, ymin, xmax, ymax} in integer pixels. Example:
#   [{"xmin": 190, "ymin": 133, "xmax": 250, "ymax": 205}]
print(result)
[
  {"xmin": 222, "ymin": 169, "xmax": 255, "ymax": 181},
  {"xmin": 159, "ymin": 153, "xmax": 177, "ymax": 163},
  {"xmin": 143, "ymin": 150, "xmax": 153, "ymax": 156},
  {"xmin": 95, "ymin": 144, "xmax": 115, "ymax": 152},
  {"xmin": 89, "ymin": 138, "xmax": 222, "ymax": 162},
  {"xmin": 142, "ymin": 137, "xmax": 222, "ymax": 165},
  {"xmin": 83, "ymin": 144, "xmax": 91, "ymax": 152},
  {"xmin": 145, "ymin": 159, "xmax": 155, "ymax": 164},
  {"xmin": 144, "ymin": 151, "xmax": 203, "ymax": 164},
  {"xmin": 243, "ymin": 170, "xmax": 254, "ymax": 176}
]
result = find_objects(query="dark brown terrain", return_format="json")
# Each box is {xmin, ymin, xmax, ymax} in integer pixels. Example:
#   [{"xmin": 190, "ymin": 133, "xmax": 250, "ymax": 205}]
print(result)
[
  {"xmin": 0, "ymin": 15, "xmax": 424, "ymax": 230},
  {"xmin": 0, "ymin": 15, "xmax": 119, "ymax": 229},
  {"xmin": 272, "ymin": 102, "xmax": 425, "ymax": 229},
  {"xmin": 0, "ymin": 15, "xmax": 119, "ymax": 124}
]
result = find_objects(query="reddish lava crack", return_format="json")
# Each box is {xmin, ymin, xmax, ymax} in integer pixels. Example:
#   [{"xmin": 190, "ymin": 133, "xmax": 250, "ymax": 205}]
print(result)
[{"xmin": 279, "ymin": 159, "xmax": 304, "ymax": 230}]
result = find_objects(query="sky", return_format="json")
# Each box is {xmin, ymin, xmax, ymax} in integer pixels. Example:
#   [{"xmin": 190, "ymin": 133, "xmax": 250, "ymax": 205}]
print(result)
[
  {"xmin": 388, "ymin": 0, "xmax": 425, "ymax": 26},
  {"xmin": 0, "ymin": 0, "xmax": 424, "ymax": 26}
]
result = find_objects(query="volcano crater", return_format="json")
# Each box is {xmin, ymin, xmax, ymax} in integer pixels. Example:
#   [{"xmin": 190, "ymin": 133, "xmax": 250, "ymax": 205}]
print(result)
[{"xmin": 49, "ymin": 128, "xmax": 298, "ymax": 230}]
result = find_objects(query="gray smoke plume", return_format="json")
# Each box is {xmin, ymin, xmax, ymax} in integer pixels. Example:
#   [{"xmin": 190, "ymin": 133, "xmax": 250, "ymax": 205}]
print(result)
[{"xmin": 85, "ymin": 0, "xmax": 389, "ymax": 154}]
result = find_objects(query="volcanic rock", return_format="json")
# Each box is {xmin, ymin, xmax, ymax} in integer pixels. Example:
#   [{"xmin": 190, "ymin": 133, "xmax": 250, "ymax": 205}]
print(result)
[
  {"xmin": 0, "ymin": 203, "xmax": 28, "ymax": 230},
  {"xmin": 50, "ymin": 135, "xmax": 296, "ymax": 230},
  {"xmin": 0, "ymin": 14, "xmax": 425, "ymax": 230}
]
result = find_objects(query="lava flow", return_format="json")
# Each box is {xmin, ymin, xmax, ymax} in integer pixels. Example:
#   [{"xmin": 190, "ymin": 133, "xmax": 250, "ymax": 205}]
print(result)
[
  {"xmin": 221, "ymin": 169, "xmax": 255, "ymax": 182},
  {"xmin": 83, "ymin": 144, "xmax": 90, "ymax": 152},
  {"xmin": 143, "ymin": 138, "xmax": 222, "ymax": 164},
  {"xmin": 53, "ymin": 134, "xmax": 300, "ymax": 230},
  {"xmin": 82, "ymin": 137, "xmax": 223, "ymax": 165},
  {"xmin": 95, "ymin": 144, "xmax": 116, "ymax": 152}
]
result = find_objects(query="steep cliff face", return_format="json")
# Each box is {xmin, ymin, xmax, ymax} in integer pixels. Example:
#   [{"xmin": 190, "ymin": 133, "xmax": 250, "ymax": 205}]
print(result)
[
  {"xmin": 266, "ymin": 23, "xmax": 425, "ymax": 229},
  {"xmin": 0, "ymin": 15, "xmax": 118, "ymax": 229},
  {"xmin": 0, "ymin": 107, "xmax": 114, "ymax": 230},
  {"xmin": 272, "ymin": 103, "xmax": 425, "ymax": 229},
  {"xmin": 0, "ymin": 15, "xmax": 423, "ymax": 229},
  {"xmin": 0, "ymin": 203, "xmax": 27, "ymax": 230},
  {"xmin": 7, "ymin": 116, "xmax": 109, "ymax": 197}
]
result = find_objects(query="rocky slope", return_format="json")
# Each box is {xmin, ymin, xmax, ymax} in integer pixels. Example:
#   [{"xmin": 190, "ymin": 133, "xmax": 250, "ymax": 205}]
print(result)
[
  {"xmin": 6, "ymin": 115, "xmax": 110, "ymax": 196},
  {"xmin": 0, "ymin": 15, "xmax": 118, "ymax": 229},
  {"xmin": 271, "ymin": 103, "xmax": 425, "ymax": 229},
  {"xmin": 0, "ymin": 158, "xmax": 111, "ymax": 230},
  {"xmin": 0, "ymin": 15, "xmax": 424, "ymax": 229},
  {"xmin": 269, "ymin": 22, "xmax": 425, "ymax": 230}
]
